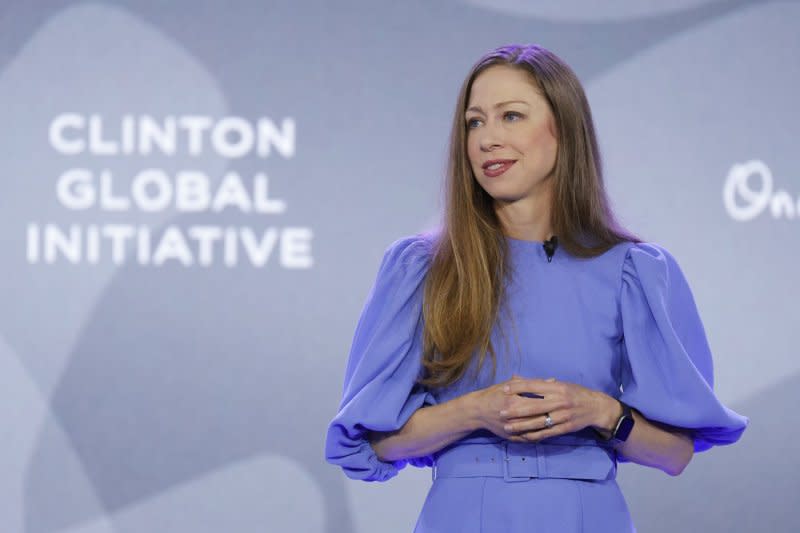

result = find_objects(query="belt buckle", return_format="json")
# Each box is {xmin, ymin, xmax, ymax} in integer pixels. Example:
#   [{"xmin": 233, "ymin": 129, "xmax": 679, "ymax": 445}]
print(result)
[{"xmin": 502, "ymin": 442, "xmax": 534, "ymax": 483}]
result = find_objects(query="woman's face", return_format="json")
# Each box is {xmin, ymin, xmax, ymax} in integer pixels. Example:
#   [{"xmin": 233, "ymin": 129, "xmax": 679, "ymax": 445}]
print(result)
[{"xmin": 465, "ymin": 65, "xmax": 558, "ymax": 204}]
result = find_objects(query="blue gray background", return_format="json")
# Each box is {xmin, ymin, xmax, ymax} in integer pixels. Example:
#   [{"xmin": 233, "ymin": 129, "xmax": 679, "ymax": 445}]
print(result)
[{"xmin": 1, "ymin": 1, "xmax": 797, "ymax": 531}]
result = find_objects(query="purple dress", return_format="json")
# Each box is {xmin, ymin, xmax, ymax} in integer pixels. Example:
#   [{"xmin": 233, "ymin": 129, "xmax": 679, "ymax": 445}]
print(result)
[{"xmin": 325, "ymin": 233, "xmax": 747, "ymax": 532}]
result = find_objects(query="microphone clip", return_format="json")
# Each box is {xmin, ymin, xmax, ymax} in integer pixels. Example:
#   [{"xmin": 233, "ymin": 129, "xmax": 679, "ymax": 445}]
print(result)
[{"xmin": 543, "ymin": 236, "xmax": 558, "ymax": 263}]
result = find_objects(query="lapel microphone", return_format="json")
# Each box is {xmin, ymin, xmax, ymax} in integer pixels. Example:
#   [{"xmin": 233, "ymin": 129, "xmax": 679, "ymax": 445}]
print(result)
[{"xmin": 543, "ymin": 236, "xmax": 558, "ymax": 263}]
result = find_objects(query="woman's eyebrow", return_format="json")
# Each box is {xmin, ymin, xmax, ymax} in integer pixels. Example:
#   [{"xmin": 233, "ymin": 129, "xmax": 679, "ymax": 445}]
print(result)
[{"xmin": 466, "ymin": 100, "xmax": 529, "ymax": 114}]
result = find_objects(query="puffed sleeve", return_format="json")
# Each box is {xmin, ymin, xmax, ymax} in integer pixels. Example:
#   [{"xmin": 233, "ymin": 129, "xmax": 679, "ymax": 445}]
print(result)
[
  {"xmin": 325, "ymin": 235, "xmax": 438, "ymax": 481},
  {"xmin": 618, "ymin": 243, "xmax": 748, "ymax": 457}
]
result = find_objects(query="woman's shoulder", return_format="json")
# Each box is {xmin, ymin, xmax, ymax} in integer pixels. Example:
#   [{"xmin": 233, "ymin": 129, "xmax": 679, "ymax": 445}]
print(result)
[
  {"xmin": 382, "ymin": 229, "xmax": 440, "ymax": 269},
  {"xmin": 571, "ymin": 240, "xmax": 686, "ymax": 292},
  {"xmin": 620, "ymin": 240, "xmax": 686, "ymax": 280},
  {"xmin": 589, "ymin": 239, "xmax": 680, "ymax": 274}
]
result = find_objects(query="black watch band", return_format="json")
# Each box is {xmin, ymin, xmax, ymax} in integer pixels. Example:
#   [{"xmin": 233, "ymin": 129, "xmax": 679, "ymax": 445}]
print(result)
[{"xmin": 609, "ymin": 401, "xmax": 635, "ymax": 446}]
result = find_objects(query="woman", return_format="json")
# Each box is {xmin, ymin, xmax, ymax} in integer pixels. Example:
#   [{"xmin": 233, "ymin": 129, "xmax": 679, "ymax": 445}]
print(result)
[{"xmin": 325, "ymin": 44, "xmax": 747, "ymax": 532}]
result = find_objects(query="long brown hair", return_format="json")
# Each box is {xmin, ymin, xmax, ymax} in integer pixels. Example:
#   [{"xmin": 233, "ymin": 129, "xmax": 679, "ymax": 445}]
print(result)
[{"xmin": 420, "ymin": 44, "xmax": 639, "ymax": 389}]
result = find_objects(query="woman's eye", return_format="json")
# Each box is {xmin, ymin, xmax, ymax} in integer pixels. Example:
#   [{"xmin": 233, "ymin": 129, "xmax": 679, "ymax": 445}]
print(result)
[
  {"xmin": 504, "ymin": 111, "xmax": 523, "ymax": 122},
  {"xmin": 466, "ymin": 118, "xmax": 481, "ymax": 129}
]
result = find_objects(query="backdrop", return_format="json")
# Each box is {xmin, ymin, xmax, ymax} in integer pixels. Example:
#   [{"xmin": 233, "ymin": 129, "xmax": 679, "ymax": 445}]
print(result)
[{"xmin": 2, "ymin": 1, "xmax": 797, "ymax": 532}]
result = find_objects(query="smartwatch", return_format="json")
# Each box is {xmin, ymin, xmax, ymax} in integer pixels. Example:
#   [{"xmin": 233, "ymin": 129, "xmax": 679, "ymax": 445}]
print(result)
[{"xmin": 608, "ymin": 401, "xmax": 635, "ymax": 446}]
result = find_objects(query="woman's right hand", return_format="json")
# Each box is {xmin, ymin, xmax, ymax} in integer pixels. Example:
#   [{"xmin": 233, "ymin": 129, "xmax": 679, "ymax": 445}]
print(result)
[{"xmin": 468, "ymin": 381, "xmax": 518, "ymax": 439}]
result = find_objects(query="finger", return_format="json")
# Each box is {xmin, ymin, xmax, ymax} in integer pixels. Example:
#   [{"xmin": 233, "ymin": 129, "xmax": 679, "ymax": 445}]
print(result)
[
  {"xmin": 499, "ymin": 398, "xmax": 562, "ymax": 419},
  {"xmin": 518, "ymin": 419, "xmax": 579, "ymax": 442},
  {"xmin": 519, "ymin": 427, "xmax": 564, "ymax": 442},
  {"xmin": 503, "ymin": 410, "xmax": 566, "ymax": 434},
  {"xmin": 504, "ymin": 379, "xmax": 565, "ymax": 397},
  {"xmin": 503, "ymin": 375, "xmax": 526, "ymax": 391}
]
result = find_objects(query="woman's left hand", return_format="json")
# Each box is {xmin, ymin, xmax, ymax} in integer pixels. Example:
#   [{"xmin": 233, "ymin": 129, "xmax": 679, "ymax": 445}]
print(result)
[{"xmin": 500, "ymin": 375, "xmax": 620, "ymax": 443}]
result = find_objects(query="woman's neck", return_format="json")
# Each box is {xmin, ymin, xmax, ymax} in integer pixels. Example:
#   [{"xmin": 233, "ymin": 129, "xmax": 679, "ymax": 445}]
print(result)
[{"xmin": 494, "ymin": 182, "xmax": 554, "ymax": 242}]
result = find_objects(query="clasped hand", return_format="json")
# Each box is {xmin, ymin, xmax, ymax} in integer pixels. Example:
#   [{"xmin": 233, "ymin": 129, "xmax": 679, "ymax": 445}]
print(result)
[{"xmin": 475, "ymin": 375, "xmax": 614, "ymax": 443}]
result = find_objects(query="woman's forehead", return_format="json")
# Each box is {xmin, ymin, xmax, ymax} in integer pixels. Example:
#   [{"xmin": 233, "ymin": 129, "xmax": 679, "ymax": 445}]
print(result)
[{"xmin": 468, "ymin": 66, "xmax": 543, "ymax": 108}]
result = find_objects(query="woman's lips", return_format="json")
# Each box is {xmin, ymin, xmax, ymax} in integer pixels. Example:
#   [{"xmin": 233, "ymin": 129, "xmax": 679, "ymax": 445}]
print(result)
[{"xmin": 482, "ymin": 160, "xmax": 516, "ymax": 178}]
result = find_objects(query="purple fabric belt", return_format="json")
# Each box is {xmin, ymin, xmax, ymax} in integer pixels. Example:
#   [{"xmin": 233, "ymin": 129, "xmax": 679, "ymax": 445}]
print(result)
[{"xmin": 432, "ymin": 440, "xmax": 617, "ymax": 482}]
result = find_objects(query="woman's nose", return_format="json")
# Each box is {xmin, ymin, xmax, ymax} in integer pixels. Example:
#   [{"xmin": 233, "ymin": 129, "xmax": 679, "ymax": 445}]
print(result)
[
  {"xmin": 479, "ymin": 126, "xmax": 503, "ymax": 152},
  {"xmin": 480, "ymin": 138, "xmax": 502, "ymax": 152}
]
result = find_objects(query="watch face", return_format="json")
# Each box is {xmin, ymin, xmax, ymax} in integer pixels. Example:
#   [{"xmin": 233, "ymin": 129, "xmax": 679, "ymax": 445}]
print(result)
[{"xmin": 615, "ymin": 416, "xmax": 635, "ymax": 442}]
